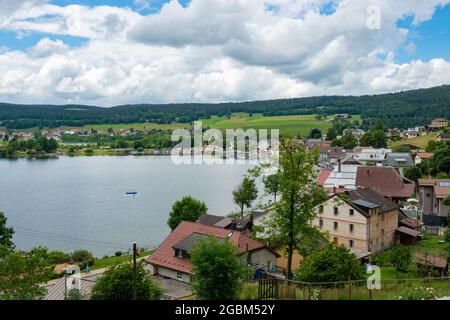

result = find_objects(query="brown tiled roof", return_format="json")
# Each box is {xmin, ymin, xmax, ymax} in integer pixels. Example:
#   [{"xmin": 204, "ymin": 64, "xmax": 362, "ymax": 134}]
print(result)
[
  {"xmin": 147, "ymin": 221, "xmax": 275, "ymax": 274},
  {"xmin": 434, "ymin": 186, "xmax": 450, "ymax": 199},
  {"xmin": 416, "ymin": 152, "xmax": 434, "ymax": 160},
  {"xmin": 344, "ymin": 187, "xmax": 399, "ymax": 217},
  {"xmin": 414, "ymin": 253, "xmax": 448, "ymax": 269},
  {"xmin": 397, "ymin": 226, "xmax": 420, "ymax": 238},
  {"xmin": 355, "ymin": 166, "xmax": 415, "ymax": 198}
]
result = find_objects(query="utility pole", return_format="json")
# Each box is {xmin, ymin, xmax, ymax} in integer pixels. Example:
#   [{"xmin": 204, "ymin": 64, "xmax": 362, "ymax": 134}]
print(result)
[{"xmin": 133, "ymin": 242, "xmax": 137, "ymax": 300}]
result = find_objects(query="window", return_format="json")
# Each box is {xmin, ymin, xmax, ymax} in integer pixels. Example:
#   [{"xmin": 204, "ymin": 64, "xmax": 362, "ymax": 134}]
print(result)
[
  {"xmin": 333, "ymin": 237, "xmax": 338, "ymax": 245},
  {"xmin": 319, "ymin": 219, "xmax": 323, "ymax": 229},
  {"xmin": 334, "ymin": 207, "xmax": 339, "ymax": 215},
  {"xmin": 349, "ymin": 240, "xmax": 354, "ymax": 248},
  {"xmin": 175, "ymin": 249, "xmax": 186, "ymax": 259},
  {"xmin": 319, "ymin": 205, "xmax": 324, "ymax": 214},
  {"xmin": 177, "ymin": 272, "xmax": 183, "ymax": 279},
  {"xmin": 349, "ymin": 209, "xmax": 354, "ymax": 216},
  {"xmin": 426, "ymin": 193, "xmax": 431, "ymax": 198},
  {"xmin": 334, "ymin": 222, "xmax": 338, "ymax": 230},
  {"xmin": 349, "ymin": 224, "xmax": 354, "ymax": 233},
  {"xmin": 381, "ymin": 229, "xmax": 385, "ymax": 235}
]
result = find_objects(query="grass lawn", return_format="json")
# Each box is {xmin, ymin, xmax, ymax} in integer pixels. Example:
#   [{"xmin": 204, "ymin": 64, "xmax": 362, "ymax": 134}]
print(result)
[
  {"xmin": 201, "ymin": 114, "xmax": 360, "ymax": 137},
  {"xmin": 91, "ymin": 250, "xmax": 154, "ymax": 271},
  {"xmin": 390, "ymin": 133, "xmax": 438, "ymax": 149}
]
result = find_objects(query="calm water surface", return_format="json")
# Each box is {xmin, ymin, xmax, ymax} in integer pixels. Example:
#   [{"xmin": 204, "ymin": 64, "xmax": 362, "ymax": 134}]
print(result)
[{"xmin": 0, "ymin": 156, "xmax": 256, "ymax": 256}]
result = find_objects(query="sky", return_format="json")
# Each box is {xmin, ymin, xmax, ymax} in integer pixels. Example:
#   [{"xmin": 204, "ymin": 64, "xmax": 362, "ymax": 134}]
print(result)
[{"xmin": 0, "ymin": 0, "xmax": 450, "ymax": 106}]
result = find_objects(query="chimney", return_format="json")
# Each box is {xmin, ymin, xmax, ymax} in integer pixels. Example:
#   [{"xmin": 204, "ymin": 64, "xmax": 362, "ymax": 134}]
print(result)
[{"xmin": 338, "ymin": 158, "xmax": 342, "ymax": 173}]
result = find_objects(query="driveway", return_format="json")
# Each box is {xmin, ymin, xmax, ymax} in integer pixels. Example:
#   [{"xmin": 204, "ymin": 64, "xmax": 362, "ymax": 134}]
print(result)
[{"xmin": 153, "ymin": 275, "xmax": 193, "ymax": 300}]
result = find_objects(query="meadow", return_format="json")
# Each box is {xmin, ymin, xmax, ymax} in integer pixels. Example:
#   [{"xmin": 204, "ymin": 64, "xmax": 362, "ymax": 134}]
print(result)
[
  {"xmin": 200, "ymin": 114, "xmax": 359, "ymax": 136},
  {"xmin": 2, "ymin": 114, "xmax": 361, "ymax": 137}
]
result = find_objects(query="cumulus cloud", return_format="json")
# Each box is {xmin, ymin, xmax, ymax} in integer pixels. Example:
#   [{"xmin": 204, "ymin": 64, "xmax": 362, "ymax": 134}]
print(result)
[{"xmin": 0, "ymin": 0, "xmax": 449, "ymax": 105}]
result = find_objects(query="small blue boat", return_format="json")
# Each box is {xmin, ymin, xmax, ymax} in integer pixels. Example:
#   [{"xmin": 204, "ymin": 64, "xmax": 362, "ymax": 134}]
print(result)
[{"xmin": 125, "ymin": 191, "xmax": 138, "ymax": 196}]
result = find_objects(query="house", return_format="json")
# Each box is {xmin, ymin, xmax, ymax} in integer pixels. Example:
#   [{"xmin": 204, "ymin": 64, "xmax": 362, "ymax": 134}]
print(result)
[
  {"xmin": 322, "ymin": 160, "xmax": 359, "ymax": 191},
  {"xmin": 414, "ymin": 253, "xmax": 448, "ymax": 277},
  {"xmin": 196, "ymin": 214, "xmax": 252, "ymax": 235},
  {"xmin": 313, "ymin": 187, "xmax": 399, "ymax": 259},
  {"xmin": 386, "ymin": 128, "xmax": 401, "ymax": 140},
  {"xmin": 355, "ymin": 166, "xmax": 415, "ymax": 202},
  {"xmin": 353, "ymin": 148, "xmax": 392, "ymax": 164},
  {"xmin": 418, "ymin": 179, "xmax": 450, "ymax": 227},
  {"xmin": 384, "ymin": 153, "xmax": 414, "ymax": 174},
  {"xmin": 319, "ymin": 146, "xmax": 347, "ymax": 165},
  {"xmin": 397, "ymin": 226, "xmax": 421, "ymax": 246},
  {"xmin": 304, "ymin": 139, "xmax": 327, "ymax": 150},
  {"xmin": 344, "ymin": 128, "xmax": 365, "ymax": 140},
  {"xmin": 43, "ymin": 277, "xmax": 96, "ymax": 300},
  {"xmin": 438, "ymin": 132, "xmax": 450, "ymax": 142},
  {"xmin": 335, "ymin": 114, "xmax": 350, "ymax": 119},
  {"xmin": 414, "ymin": 152, "xmax": 434, "ymax": 165},
  {"xmin": 429, "ymin": 118, "xmax": 448, "ymax": 129},
  {"xmin": 147, "ymin": 221, "xmax": 280, "ymax": 283}
]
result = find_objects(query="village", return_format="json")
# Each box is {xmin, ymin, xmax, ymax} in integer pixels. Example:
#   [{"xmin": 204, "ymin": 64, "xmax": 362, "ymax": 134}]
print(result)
[{"xmin": 11, "ymin": 116, "xmax": 442, "ymax": 301}]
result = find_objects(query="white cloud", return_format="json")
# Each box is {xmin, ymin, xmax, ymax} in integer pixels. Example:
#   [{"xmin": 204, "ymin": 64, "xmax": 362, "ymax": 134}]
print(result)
[{"xmin": 0, "ymin": 0, "xmax": 449, "ymax": 105}]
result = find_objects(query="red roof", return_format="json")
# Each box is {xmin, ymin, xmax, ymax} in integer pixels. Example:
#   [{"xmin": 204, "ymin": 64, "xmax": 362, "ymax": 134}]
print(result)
[
  {"xmin": 147, "ymin": 221, "xmax": 270, "ymax": 274},
  {"xmin": 416, "ymin": 152, "xmax": 433, "ymax": 160},
  {"xmin": 317, "ymin": 170, "xmax": 332, "ymax": 186},
  {"xmin": 355, "ymin": 166, "xmax": 415, "ymax": 199}
]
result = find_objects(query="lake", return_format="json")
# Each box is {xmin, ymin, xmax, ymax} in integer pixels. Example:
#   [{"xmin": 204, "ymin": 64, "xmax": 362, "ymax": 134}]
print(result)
[{"xmin": 0, "ymin": 156, "xmax": 258, "ymax": 256}]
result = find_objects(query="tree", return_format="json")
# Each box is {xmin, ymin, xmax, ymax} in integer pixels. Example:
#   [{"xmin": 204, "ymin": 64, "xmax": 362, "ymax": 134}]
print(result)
[
  {"xmin": 167, "ymin": 196, "xmax": 208, "ymax": 230},
  {"xmin": 71, "ymin": 250, "xmax": 94, "ymax": 269},
  {"xmin": 262, "ymin": 140, "xmax": 327, "ymax": 279},
  {"xmin": 263, "ymin": 174, "xmax": 280, "ymax": 203},
  {"xmin": 371, "ymin": 119, "xmax": 386, "ymax": 132},
  {"xmin": 403, "ymin": 166, "xmax": 422, "ymax": 182},
  {"xmin": 190, "ymin": 236, "xmax": 248, "ymax": 300},
  {"xmin": 91, "ymin": 262, "xmax": 162, "ymax": 300},
  {"xmin": 308, "ymin": 128, "xmax": 322, "ymax": 139},
  {"xmin": 437, "ymin": 157, "xmax": 450, "ymax": 174},
  {"xmin": 0, "ymin": 247, "xmax": 52, "ymax": 300},
  {"xmin": 339, "ymin": 130, "xmax": 358, "ymax": 149},
  {"xmin": 0, "ymin": 211, "xmax": 15, "ymax": 253},
  {"xmin": 294, "ymin": 245, "xmax": 365, "ymax": 284},
  {"xmin": 232, "ymin": 176, "xmax": 258, "ymax": 220},
  {"xmin": 390, "ymin": 245, "xmax": 411, "ymax": 273},
  {"xmin": 360, "ymin": 130, "xmax": 387, "ymax": 148}
]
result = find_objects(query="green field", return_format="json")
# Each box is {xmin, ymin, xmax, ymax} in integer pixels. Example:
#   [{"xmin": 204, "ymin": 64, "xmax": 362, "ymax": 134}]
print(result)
[
  {"xmin": 200, "ymin": 114, "xmax": 359, "ymax": 136},
  {"xmin": 390, "ymin": 133, "xmax": 438, "ymax": 149},
  {"xmin": 2, "ymin": 114, "xmax": 361, "ymax": 137}
]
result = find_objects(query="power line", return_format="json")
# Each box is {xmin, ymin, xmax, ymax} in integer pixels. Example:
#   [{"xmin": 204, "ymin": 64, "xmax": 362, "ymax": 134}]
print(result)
[{"xmin": 13, "ymin": 227, "xmax": 130, "ymax": 250}]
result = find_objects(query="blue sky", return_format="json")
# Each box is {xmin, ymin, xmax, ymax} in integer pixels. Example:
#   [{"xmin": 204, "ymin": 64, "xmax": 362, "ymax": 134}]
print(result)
[
  {"xmin": 0, "ymin": 0, "xmax": 450, "ymax": 105},
  {"xmin": 1, "ymin": 1, "xmax": 449, "ymax": 64},
  {"xmin": 396, "ymin": 4, "xmax": 450, "ymax": 63}
]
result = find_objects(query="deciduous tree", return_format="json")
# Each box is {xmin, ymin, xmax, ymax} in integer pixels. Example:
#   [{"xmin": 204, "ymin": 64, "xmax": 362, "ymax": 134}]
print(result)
[{"xmin": 167, "ymin": 196, "xmax": 208, "ymax": 230}]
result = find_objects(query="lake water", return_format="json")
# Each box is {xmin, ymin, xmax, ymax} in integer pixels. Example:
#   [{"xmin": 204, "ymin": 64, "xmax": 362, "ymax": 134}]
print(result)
[{"xmin": 0, "ymin": 156, "xmax": 257, "ymax": 256}]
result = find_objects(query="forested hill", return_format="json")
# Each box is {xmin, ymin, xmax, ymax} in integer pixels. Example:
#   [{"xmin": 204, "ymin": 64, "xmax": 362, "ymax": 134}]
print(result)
[{"xmin": 1, "ymin": 85, "xmax": 450, "ymax": 130}]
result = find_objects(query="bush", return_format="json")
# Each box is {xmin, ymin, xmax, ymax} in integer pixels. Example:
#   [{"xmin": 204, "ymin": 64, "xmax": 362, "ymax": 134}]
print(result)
[
  {"xmin": 71, "ymin": 250, "xmax": 94, "ymax": 268},
  {"xmin": 91, "ymin": 262, "xmax": 162, "ymax": 300},
  {"xmin": 444, "ymin": 229, "xmax": 450, "ymax": 243},
  {"xmin": 294, "ymin": 245, "xmax": 365, "ymax": 285},
  {"xmin": 115, "ymin": 251, "xmax": 122, "ymax": 257},
  {"xmin": 399, "ymin": 286, "xmax": 436, "ymax": 300},
  {"xmin": 47, "ymin": 251, "xmax": 71, "ymax": 265},
  {"xmin": 390, "ymin": 245, "xmax": 411, "ymax": 273}
]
